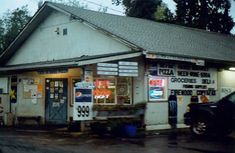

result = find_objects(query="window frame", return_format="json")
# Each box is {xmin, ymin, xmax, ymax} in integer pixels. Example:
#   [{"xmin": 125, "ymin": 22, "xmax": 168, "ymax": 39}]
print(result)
[{"xmin": 93, "ymin": 77, "xmax": 132, "ymax": 105}]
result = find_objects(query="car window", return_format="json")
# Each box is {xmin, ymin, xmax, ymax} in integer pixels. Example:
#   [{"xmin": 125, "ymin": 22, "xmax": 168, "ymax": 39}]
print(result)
[{"xmin": 226, "ymin": 92, "xmax": 235, "ymax": 103}]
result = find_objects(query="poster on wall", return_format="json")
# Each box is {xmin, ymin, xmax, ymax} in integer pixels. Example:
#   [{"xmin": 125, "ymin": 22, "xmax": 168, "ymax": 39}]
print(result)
[
  {"xmin": 23, "ymin": 78, "xmax": 43, "ymax": 99},
  {"xmin": 148, "ymin": 77, "xmax": 167, "ymax": 101},
  {"xmin": 23, "ymin": 85, "xmax": 41, "ymax": 99},
  {"xmin": 73, "ymin": 82, "xmax": 93, "ymax": 121},
  {"xmin": 84, "ymin": 70, "xmax": 93, "ymax": 82}
]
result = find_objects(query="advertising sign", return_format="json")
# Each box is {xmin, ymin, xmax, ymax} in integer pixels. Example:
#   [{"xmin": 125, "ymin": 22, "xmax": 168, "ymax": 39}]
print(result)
[
  {"xmin": 168, "ymin": 67, "xmax": 217, "ymax": 93},
  {"xmin": 97, "ymin": 62, "xmax": 139, "ymax": 77},
  {"xmin": 149, "ymin": 77, "xmax": 167, "ymax": 101},
  {"xmin": 97, "ymin": 63, "xmax": 118, "ymax": 76},
  {"xmin": 73, "ymin": 82, "xmax": 93, "ymax": 121},
  {"xmin": 118, "ymin": 61, "xmax": 138, "ymax": 77}
]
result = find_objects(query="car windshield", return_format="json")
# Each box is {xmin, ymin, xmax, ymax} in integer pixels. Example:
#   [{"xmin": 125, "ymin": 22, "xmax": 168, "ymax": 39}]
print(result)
[{"xmin": 222, "ymin": 91, "xmax": 235, "ymax": 104}]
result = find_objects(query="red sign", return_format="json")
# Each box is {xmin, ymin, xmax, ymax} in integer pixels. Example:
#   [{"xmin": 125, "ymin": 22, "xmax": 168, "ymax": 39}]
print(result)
[
  {"xmin": 149, "ymin": 79, "xmax": 164, "ymax": 87},
  {"xmin": 94, "ymin": 80, "xmax": 109, "ymax": 88}
]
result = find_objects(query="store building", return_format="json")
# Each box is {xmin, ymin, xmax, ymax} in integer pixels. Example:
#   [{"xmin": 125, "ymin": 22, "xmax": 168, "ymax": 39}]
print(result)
[{"xmin": 0, "ymin": 2, "xmax": 235, "ymax": 130}]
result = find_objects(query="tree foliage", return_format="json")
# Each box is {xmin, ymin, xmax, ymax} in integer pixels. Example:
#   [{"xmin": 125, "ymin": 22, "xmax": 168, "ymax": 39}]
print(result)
[
  {"xmin": 112, "ymin": 0, "xmax": 162, "ymax": 20},
  {"xmin": 0, "ymin": 6, "xmax": 31, "ymax": 54},
  {"xmin": 155, "ymin": 2, "xmax": 174, "ymax": 23},
  {"xmin": 174, "ymin": 0, "xmax": 234, "ymax": 34}
]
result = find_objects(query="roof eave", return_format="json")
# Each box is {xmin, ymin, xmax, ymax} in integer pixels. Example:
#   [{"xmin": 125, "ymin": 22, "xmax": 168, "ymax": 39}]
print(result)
[
  {"xmin": 0, "ymin": 51, "xmax": 142, "ymax": 72},
  {"xmin": 144, "ymin": 51, "xmax": 235, "ymax": 66}
]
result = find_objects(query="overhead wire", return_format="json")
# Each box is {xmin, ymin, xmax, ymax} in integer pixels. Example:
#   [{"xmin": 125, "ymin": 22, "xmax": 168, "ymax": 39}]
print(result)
[
  {"xmin": 33, "ymin": 0, "xmax": 124, "ymax": 14},
  {"xmin": 78, "ymin": 0, "xmax": 124, "ymax": 14}
]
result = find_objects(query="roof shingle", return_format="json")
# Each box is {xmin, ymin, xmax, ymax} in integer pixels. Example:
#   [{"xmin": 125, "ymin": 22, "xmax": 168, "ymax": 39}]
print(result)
[{"xmin": 51, "ymin": 2, "xmax": 235, "ymax": 63}]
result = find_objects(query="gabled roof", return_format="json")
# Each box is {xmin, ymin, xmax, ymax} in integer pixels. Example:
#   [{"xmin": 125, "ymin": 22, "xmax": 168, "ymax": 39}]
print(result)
[{"xmin": 1, "ymin": 2, "xmax": 235, "ymax": 65}]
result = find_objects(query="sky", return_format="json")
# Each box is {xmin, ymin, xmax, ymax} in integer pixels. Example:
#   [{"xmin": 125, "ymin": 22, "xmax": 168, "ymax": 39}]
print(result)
[{"xmin": 0, "ymin": 0, "xmax": 234, "ymax": 33}]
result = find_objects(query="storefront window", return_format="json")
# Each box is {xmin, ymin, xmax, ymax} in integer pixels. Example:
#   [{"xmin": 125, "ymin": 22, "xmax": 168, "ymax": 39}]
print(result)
[
  {"xmin": 117, "ymin": 77, "xmax": 132, "ymax": 105},
  {"xmin": 148, "ymin": 77, "xmax": 168, "ymax": 101},
  {"xmin": 93, "ymin": 77, "xmax": 132, "ymax": 105}
]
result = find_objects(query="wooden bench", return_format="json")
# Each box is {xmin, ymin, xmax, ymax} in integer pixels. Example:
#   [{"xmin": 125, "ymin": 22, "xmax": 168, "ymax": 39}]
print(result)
[{"xmin": 17, "ymin": 116, "xmax": 41, "ymax": 126}]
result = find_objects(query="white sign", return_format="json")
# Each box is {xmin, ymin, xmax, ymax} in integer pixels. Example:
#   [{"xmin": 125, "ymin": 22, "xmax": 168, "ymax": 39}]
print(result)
[
  {"xmin": 97, "ymin": 67, "xmax": 118, "ymax": 71},
  {"xmin": 119, "ymin": 73, "xmax": 138, "ymax": 77},
  {"xmin": 97, "ymin": 63, "xmax": 118, "ymax": 76},
  {"xmin": 97, "ymin": 63, "xmax": 118, "ymax": 67},
  {"xmin": 119, "ymin": 66, "xmax": 138, "ymax": 70},
  {"xmin": 169, "ymin": 67, "xmax": 217, "ymax": 90},
  {"xmin": 119, "ymin": 69, "xmax": 138, "ymax": 73},
  {"xmin": 97, "ymin": 71, "xmax": 118, "ymax": 76},
  {"xmin": 118, "ymin": 61, "xmax": 138, "ymax": 66},
  {"xmin": 97, "ymin": 62, "xmax": 139, "ymax": 77},
  {"xmin": 73, "ymin": 82, "xmax": 93, "ymax": 121},
  {"xmin": 118, "ymin": 61, "xmax": 138, "ymax": 77}
]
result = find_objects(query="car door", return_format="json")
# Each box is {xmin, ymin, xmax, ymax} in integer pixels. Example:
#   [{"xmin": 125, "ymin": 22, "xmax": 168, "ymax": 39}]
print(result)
[{"xmin": 222, "ymin": 92, "xmax": 235, "ymax": 129}]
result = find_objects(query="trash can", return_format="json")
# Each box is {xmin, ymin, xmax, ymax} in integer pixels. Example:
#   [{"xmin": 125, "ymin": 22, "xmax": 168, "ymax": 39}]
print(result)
[{"xmin": 124, "ymin": 124, "xmax": 137, "ymax": 137}]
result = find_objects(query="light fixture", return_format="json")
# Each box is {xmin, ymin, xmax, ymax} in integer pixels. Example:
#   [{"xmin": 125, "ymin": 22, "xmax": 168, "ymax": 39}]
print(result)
[{"xmin": 229, "ymin": 67, "xmax": 235, "ymax": 71}]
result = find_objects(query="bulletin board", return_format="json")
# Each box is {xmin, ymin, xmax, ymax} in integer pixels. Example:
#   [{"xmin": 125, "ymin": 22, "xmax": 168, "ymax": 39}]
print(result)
[{"xmin": 23, "ymin": 78, "xmax": 43, "ymax": 99}]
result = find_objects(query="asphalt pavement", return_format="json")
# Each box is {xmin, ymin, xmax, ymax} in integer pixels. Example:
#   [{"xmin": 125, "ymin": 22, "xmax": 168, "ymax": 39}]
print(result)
[{"xmin": 0, "ymin": 127, "xmax": 234, "ymax": 153}]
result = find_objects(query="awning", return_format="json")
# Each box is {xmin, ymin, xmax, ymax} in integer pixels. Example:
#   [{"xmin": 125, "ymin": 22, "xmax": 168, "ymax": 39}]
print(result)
[{"xmin": 0, "ymin": 51, "xmax": 142, "ymax": 72}]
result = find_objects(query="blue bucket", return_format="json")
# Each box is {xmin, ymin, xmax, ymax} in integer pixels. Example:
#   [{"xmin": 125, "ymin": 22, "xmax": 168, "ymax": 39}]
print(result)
[{"xmin": 125, "ymin": 124, "xmax": 137, "ymax": 137}]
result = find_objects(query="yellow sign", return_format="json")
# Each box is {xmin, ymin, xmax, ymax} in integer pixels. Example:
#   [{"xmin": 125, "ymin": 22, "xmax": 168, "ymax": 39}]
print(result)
[{"xmin": 9, "ymin": 89, "xmax": 16, "ymax": 100}]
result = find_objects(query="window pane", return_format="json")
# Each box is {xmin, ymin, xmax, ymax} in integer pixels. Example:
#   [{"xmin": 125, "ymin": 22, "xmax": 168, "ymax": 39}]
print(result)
[
  {"xmin": 227, "ymin": 92, "xmax": 235, "ymax": 103},
  {"xmin": 93, "ymin": 78, "xmax": 115, "ymax": 104},
  {"xmin": 117, "ymin": 77, "xmax": 132, "ymax": 104},
  {"xmin": 148, "ymin": 77, "xmax": 167, "ymax": 101}
]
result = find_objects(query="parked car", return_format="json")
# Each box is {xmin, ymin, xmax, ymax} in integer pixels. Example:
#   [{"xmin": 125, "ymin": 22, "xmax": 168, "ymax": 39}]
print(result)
[{"xmin": 184, "ymin": 92, "xmax": 235, "ymax": 136}]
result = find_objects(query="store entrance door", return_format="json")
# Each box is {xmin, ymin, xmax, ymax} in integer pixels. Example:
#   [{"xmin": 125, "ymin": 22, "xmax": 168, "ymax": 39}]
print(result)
[{"xmin": 45, "ymin": 78, "xmax": 67, "ymax": 125}]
